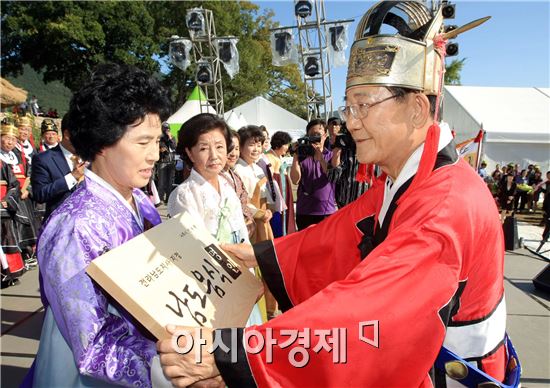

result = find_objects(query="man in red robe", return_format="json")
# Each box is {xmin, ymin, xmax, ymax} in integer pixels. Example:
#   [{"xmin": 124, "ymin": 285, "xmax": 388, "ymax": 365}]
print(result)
[{"xmin": 157, "ymin": 2, "xmax": 518, "ymax": 387}]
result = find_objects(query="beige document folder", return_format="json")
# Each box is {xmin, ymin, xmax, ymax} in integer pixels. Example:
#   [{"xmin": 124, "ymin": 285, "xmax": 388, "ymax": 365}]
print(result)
[{"xmin": 87, "ymin": 211, "xmax": 262, "ymax": 339}]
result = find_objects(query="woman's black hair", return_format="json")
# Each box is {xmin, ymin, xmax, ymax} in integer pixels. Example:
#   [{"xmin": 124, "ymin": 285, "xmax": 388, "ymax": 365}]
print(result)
[
  {"xmin": 175, "ymin": 113, "xmax": 231, "ymax": 167},
  {"xmin": 228, "ymin": 130, "xmax": 240, "ymax": 154},
  {"xmin": 305, "ymin": 118, "xmax": 326, "ymax": 135},
  {"xmin": 67, "ymin": 63, "xmax": 171, "ymax": 161},
  {"xmin": 237, "ymin": 125, "xmax": 265, "ymax": 148},
  {"xmin": 270, "ymin": 131, "xmax": 292, "ymax": 150}
]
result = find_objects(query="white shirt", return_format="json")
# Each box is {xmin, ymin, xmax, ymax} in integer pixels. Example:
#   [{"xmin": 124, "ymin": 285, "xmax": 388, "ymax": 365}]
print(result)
[
  {"xmin": 379, "ymin": 123, "xmax": 454, "ymax": 225},
  {"xmin": 17, "ymin": 140, "xmax": 35, "ymax": 164},
  {"xmin": 59, "ymin": 143, "xmax": 78, "ymax": 190},
  {"xmin": 167, "ymin": 168, "xmax": 249, "ymax": 244}
]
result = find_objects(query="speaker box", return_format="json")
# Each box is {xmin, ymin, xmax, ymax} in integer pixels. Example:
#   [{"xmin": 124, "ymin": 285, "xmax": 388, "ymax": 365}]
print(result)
[
  {"xmin": 503, "ymin": 216, "xmax": 519, "ymax": 251},
  {"xmin": 533, "ymin": 264, "xmax": 550, "ymax": 293}
]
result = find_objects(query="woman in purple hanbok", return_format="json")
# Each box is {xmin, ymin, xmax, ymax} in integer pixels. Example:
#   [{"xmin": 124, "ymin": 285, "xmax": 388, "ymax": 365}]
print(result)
[{"xmin": 25, "ymin": 64, "xmax": 173, "ymax": 387}]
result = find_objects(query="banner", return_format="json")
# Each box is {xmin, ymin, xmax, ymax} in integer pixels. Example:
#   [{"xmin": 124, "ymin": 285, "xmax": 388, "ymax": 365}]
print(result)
[{"xmin": 456, "ymin": 129, "xmax": 484, "ymax": 170}]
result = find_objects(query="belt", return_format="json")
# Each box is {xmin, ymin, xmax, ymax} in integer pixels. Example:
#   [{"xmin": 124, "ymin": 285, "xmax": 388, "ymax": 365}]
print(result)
[{"xmin": 435, "ymin": 334, "xmax": 521, "ymax": 387}]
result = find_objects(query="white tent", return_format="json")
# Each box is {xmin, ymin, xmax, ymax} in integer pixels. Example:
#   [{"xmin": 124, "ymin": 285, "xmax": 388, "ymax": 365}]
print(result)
[
  {"xmin": 225, "ymin": 96, "xmax": 307, "ymax": 140},
  {"xmin": 166, "ymin": 86, "xmax": 216, "ymax": 137},
  {"xmin": 224, "ymin": 110, "xmax": 248, "ymax": 130},
  {"xmin": 442, "ymin": 86, "xmax": 550, "ymax": 171}
]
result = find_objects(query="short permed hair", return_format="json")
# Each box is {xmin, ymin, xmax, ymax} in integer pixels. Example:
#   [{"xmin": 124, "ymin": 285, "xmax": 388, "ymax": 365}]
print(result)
[
  {"xmin": 237, "ymin": 125, "xmax": 265, "ymax": 148},
  {"xmin": 270, "ymin": 131, "xmax": 292, "ymax": 150},
  {"xmin": 176, "ymin": 113, "xmax": 231, "ymax": 167},
  {"xmin": 67, "ymin": 63, "xmax": 171, "ymax": 161}
]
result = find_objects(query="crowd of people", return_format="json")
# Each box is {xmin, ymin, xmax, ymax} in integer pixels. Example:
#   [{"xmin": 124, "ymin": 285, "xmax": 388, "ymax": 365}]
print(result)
[
  {"xmin": 479, "ymin": 162, "xmax": 549, "ymax": 220},
  {"xmin": 1, "ymin": 1, "xmax": 539, "ymax": 386},
  {"xmin": 13, "ymin": 95, "xmax": 60, "ymax": 119},
  {"xmin": 1, "ymin": 115, "xmax": 69, "ymax": 288}
]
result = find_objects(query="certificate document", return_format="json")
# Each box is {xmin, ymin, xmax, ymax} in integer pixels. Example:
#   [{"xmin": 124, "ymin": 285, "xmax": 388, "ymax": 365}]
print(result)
[{"xmin": 87, "ymin": 211, "xmax": 262, "ymax": 339}]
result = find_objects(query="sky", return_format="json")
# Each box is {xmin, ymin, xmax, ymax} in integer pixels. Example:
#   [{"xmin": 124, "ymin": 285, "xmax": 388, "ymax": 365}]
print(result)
[{"xmin": 256, "ymin": 0, "xmax": 550, "ymax": 107}]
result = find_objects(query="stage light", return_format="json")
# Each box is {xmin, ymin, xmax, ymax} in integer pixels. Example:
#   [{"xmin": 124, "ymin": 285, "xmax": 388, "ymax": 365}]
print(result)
[
  {"xmin": 218, "ymin": 41, "xmax": 232, "ymax": 63},
  {"xmin": 442, "ymin": 3, "xmax": 456, "ymax": 19},
  {"xmin": 216, "ymin": 38, "xmax": 240, "ymax": 78},
  {"xmin": 196, "ymin": 61, "xmax": 213, "ymax": 84},
  {"xmin": 304, "ymin": 56, "xmax": 320, "ymax": 77},
  {"xmin": 271, "ymin": 30, "xmax": 299, "ymax": 66},
  {"xmin": 329, "ymin": 26, "xmax": 345, "ymax": 51},
  {"xmin": 295, "ymin": 0, "xmax": 313, "ymax": 19},
  {"xmin": 444, "ymin": 25, "xmax": 458, "ymax": 34},
  {"xmin": 169, "ymin": 38, "xmax": 192, "ymax": 71},
  {"xmin": 186, "ymin": 8, "xmax": 206, "ymax": 36},
  {"xmin": 274, "ymin": 32, "xmax": 292, "ymax": 57},
  {"xmin": 446, "ymin": 42, "xmax": 459, "ymax": 56}
]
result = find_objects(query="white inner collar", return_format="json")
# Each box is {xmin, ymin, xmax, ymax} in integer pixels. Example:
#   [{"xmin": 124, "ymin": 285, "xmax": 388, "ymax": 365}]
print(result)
[{"xmin": 378, "ymin": 123, "xmax": 453, "ymax": 226}]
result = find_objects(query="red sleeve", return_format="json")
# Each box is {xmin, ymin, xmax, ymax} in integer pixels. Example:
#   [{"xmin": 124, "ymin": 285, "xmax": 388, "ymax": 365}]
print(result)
[
  {"xmin": 246, "ymin": 223, "xmax": 462, "ymax": 387},
  {"xmin": 254, "ymin": 188, "xmax": 379, "ymax": 310}
]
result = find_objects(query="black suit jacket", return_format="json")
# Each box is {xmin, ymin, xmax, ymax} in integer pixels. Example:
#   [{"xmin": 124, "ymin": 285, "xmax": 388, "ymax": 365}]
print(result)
[{"xmin": 31, "ymin": 144, "xmax": 74, "ymax": 221}]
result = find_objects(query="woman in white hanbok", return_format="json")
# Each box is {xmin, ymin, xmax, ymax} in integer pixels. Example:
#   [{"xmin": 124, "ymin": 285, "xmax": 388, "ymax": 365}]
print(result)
[{"xmin": 167, "ymin": 114, "xmax": 263, "ymax": 326}]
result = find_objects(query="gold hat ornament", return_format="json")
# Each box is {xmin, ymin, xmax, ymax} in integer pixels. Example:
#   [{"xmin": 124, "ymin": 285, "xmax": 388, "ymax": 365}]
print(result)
[
  {"xmin": 1, "ymin": 120, "xmax": 19, "ymax": 138},
  {"xmin": 15, "ymin": 114, "xmax": 33, "ymax": 129},
  {"xmin": 41, "ymin": 119, "xmax": 58, "ymax": 135},
  {"xmin": 346, "ymin": 1, "xmax": 490, "ymax": 96}
]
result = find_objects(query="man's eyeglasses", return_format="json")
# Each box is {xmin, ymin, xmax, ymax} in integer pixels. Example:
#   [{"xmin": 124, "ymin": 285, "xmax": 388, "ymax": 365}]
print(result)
[{"xmin": 338, "ymin": 94, "xmax": 398, "ymax": 122}]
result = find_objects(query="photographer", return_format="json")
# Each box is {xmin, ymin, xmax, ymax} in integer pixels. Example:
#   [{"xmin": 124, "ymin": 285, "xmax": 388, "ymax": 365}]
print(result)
[
  {"xmin": 290, "ymin": 119, "xmax": 337, "ymax": 230},
  {"xmin": 329, "ymin": 121, "xmax": 369, "ymax": 208},
  {"xmin": 155, "ymin": 122, "xmax": 176, "ymax": 203},
  {"xmin": 326, "ymin": 116, "xmax": 342, "ymax": 150}
]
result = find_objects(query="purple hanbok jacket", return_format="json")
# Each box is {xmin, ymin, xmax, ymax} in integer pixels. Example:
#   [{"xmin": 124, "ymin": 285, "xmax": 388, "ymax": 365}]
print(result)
[{"xmin": 32, "ymin": 172, "xmax": 162, "ymax": 386}]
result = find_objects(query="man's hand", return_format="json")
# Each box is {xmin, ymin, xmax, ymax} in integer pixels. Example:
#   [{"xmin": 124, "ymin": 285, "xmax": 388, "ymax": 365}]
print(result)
[
  {"xmin": 71, "ymin": 161, "xmax": 86, "ymax": 181},
  {"xmin": 157, "ymin": 325, "xmax": 219, "ymax": 388},
  {"xmin": 220, "ymin": 243, "xmax": 258, "ymax": 268},
  {"xmin": 189, "ymin": 376, "xmax": 225, "ymax": 388},
  {"xmin": 21, "ymin": 189, "xmax": 29, "ymax": 200}
]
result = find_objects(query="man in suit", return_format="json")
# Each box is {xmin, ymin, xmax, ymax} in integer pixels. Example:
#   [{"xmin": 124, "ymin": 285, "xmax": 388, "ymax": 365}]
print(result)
[
  {"xmin": 31, "ymin": 114, "xmax": 86, "ymax": 222},
  {"xmin": 38, "ymin": 118, "xmax": 59, "ymax": 152}
]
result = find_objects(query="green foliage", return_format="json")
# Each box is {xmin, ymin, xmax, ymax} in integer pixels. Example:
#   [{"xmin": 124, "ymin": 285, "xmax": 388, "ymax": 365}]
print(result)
[
  {"xmin": 5, "ymin": 64, "xmax": 72, "ymax": 116},
  {"xmin": 1, "ymin": 1, "xmax": 160, "ymax": 91},
  {"xmin": 1, "ymin": 1, "xmax": 308, "ymax": 119},
  {"xmin": 445, "ymin": 58, "xmax": 466, "ymax": 85}
]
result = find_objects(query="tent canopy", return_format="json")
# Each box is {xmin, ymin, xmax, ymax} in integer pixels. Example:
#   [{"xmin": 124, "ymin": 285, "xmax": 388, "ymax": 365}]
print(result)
[
  {"xmin": 443, "ymin": 86, "xmax": 550, "ymax": 144},
  {"xmin": 225, "ymin": 96, "xmax": 307, "ymax": 140},
  {"xmin": 166, "ymin": 86, "xmax": 216, "ymax": 138},
  {"xmin": 224, "ymin": 110, "xmax": 248, "ymax": 130},
  {"xmin": 442, "ymin": 86, "xmax": 550, "ymax": 171}
]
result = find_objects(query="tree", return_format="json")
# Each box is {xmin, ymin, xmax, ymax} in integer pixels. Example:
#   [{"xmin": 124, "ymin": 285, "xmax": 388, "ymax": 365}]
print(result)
[
  {"xmin": 2, "ymin": 1, "xmax": 308, "ymax": 118},
  {"xmin": 1, "ymin": 1, "xmax": 160, "ymax": 91},
  {"xmin": 445, "ymin": 58, "xmax": 466, "ymax": 85}
]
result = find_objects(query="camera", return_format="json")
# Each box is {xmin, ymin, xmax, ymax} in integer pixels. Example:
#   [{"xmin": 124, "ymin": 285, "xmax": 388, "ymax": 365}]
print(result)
[
  {"xmin": 295, "ymin": 135, "xmax": 321, "ymax": 160},
  {"xmin": 332, "ymin": 130, "xmax": 355, "ymax": 152}
]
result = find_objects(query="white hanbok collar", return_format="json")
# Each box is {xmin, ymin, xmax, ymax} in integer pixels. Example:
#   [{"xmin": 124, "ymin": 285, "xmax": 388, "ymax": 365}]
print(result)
[
  {"xmin": 379, "ymin": 123, "xmax": 453, "ymax": 225},
  {"xmin": 0, "ymin": 150, "xmax": 18, "ymax": 165}
]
